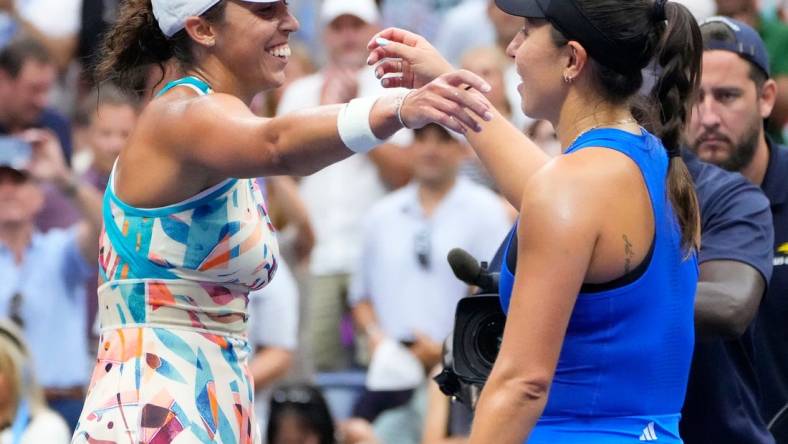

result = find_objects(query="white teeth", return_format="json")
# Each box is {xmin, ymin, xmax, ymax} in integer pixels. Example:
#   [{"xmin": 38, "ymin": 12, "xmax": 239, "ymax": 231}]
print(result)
[{"xmin": 267, "ymin": 44, "xmax": 291, "ymax": 58}]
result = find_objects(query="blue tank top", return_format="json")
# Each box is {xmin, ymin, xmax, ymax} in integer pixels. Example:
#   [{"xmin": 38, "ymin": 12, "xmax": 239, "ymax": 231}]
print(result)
[{"xmin": 498, "ymin": 128, "xmax": 698, "ymax": 443}]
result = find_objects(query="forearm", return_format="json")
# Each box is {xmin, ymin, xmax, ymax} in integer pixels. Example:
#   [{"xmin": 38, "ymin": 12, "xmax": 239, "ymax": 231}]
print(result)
[
  {"xmin": 265, "ymin": 96, "xmax": 402, "ymax": 177},
  {"xmin": 352, "ymin": 301, "xmax": 381, "ymax": 336},
  {"xmin": 694, "ymin": 281, "xmax": 752, "ymax": 340},
  {"xmin": 464, "ymin": 108, "xmax": 551, "ymax": 208},
  {"xmin": 249, "ymin": 347, "xmax": 293, "ymax": 390},
  {"xmin": 56, "ymin": 173, "xmax": 104, "ymax": 262},
  {"xmin": 468, "ymin": 377, "xmax": 548, "ymax": 444}
]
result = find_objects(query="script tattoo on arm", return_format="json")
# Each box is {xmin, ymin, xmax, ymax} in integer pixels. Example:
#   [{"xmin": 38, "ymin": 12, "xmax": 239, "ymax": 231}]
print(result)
[{"xmin": 623, "ymin": 235, "xmax": 634, "ymax": 274}]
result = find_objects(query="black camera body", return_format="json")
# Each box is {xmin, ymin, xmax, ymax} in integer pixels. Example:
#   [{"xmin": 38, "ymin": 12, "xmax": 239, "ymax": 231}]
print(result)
[{"xmin": 436, "ymin": 249, "xmax": 507, "ymax": 409}]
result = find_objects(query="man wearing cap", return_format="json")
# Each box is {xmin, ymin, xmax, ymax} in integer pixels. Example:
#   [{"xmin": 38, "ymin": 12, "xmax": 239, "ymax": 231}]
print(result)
[
  {"xmin": 276, "ymin": 0, "xmax": 414, "ymax": 372},
  {"xmin": 686, "ymin": 16, "xmax": 788, "ymax": 442},
  {"xmin": 0, "ymin": 130, "xmax": 102, "ymax": 431}
]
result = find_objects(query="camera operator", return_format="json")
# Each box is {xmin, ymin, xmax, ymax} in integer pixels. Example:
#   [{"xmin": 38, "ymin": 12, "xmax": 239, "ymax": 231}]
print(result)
[{"xmin": 349, "ymin": 124, "xmax": 509, "ymax": 442}]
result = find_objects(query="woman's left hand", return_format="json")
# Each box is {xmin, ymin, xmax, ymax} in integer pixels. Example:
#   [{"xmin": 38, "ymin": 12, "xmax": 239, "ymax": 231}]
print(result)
[{"xmin": 367, "ymin": 27, "xmax": 454, "ymax": 90}]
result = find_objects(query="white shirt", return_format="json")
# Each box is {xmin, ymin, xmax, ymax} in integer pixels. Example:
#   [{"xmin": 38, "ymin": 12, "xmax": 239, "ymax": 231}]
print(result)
[
  {"xmin": 435, "ymin": 1, "xmax": 496, "ymax": 67},
  {"xmin": 247, "ymin": 259, "xmax": 299, "ymax": 441},
  {"xmin": 277, "ymin": 67, "xmax": 411, "ymax": 275},
  {"xmin": 0, "ymin": 409, "xmax": 70, "ymax": 444},
  {"xmin": 349, "ymin": 178, "xmax": 510, "ymax": 342},
  {"xmin": 20, "ymin": 0, "xmax": 82, "ymax": 36},
  {"xmin": 0, "ymin": 228, "xmax": 91, "ymax": 388}
]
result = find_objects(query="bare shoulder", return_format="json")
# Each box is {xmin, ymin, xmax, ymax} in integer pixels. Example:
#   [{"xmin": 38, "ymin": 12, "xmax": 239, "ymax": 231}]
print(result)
[
  {"xmin": 138, "ymin": 90, "xmax": 256, "ymax": 135},
  {"xmin": 519, "ymin": 148, "xmax": 641, "ymax": 228},
  {"xmin": 132, "ymin": 89, "xmax": 268, "ymax": 162}
]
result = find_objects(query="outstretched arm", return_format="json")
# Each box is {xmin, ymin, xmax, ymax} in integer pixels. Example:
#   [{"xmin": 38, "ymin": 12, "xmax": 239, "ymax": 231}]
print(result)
[
  {"xmin": 367, "ymin": 28, "xmax": 551, "ymax": 208},
  {"xmin": 154, "ymin": 70, "xmax": 493, "ymax": 179}
]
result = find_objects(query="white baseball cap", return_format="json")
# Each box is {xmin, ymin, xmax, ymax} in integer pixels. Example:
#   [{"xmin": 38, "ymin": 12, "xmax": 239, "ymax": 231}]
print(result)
[
  {"xmin": 152, "ymin": 0, "xmax": 281, "ymax": 38},
  {"xmin": 320, "ymin": 0, "xmax": 380, "ymax": 27}
]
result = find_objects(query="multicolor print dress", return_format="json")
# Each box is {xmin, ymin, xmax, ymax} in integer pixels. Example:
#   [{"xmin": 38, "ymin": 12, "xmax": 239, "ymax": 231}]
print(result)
[{"xmin": 72, "ymin": 77, "xmax": 278, "ymax": 444}]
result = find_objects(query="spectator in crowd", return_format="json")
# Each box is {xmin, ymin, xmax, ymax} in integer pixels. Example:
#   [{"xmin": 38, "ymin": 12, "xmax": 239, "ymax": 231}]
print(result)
[
  {"xmin": 678, "ymin": 152, "xmax": 775, "ymax": 443},
  {"xmin": 716, "ymin": 0, "xmax": 788, "ymax": 139},
  {"xmin": 248, "ymin": 261, "xmax": 299, "ymax": 441},
  {"xmin": 349, "ymin": 123, "xmax": 510, "ymax": 439},
  {"xmin": 0, "ymin": 131, "xmax": 102, "ymax": 432},
  {"xmin": 0, "ymin": 0, "xmax": 81, "ymax": 71},
  {"xmin": 277, "ymin": 0, "xmax": 413, "ymax": 372},
  {"xmin": 0, "ymin": 39, "xmax": 72, "ymax": 160},
  {"xmin": 434, "ymin": 0, "xmax": 520, "ymax": 68},
  {"xmin": 77, "ymin": 0, "xmax": 120, "ymax": 86},
  {"xmin": 268, "ymin": 384, "xmax": 381, "ymax": 444},
  {"xmin": 421, "ymin": 365, "xmax": 472, "ymax": 444},
  {"xmin": 525, "ymin": 120, "xmax": 560, "ymax": 157},
  {"xmin": 434, "ymin": 1, "xmax": 528, "ymax": 131},
  {"xmin": 0, "ymin": 318, "xmax": 70, "ymax": 444},
  {"xmin": 380, "ymin": 0, "xmax": 465, "ymax": 42},
  {"xmin": 76, "ymin": 84, "xmax": 138, "ymax": 193},
  {"xmin": 686, "ymin": 16, "xmax": 788, "ymax": 442},
  {"xmin": 71, "ymin": 84, "xmax": 138, "ymax": 345},
  {"xmin": 0, "ymin": 38, "xmax": 79, "ymax": 230},
  {"xmin": 460, "ymin": 47, "xmax": 513, "ymax": 125}
]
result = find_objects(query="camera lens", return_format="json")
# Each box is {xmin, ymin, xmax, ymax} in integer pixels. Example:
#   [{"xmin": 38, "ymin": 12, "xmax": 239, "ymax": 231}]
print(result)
[{"xmin": 474, "ymin": 316, "xmax": 504, "ymax": 366}]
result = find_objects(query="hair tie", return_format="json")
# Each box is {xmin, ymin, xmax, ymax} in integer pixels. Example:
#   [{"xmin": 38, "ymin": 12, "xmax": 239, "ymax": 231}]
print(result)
[
  {"xmin": 666, "ymin": 145, "xmax": 681, "ymax": 159},
  {"xmin": 653, "ymin": 0, "xmax": 668, "ymax": 22}
]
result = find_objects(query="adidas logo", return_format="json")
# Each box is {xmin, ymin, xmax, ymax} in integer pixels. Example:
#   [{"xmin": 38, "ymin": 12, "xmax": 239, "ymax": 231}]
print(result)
[{"xmin": 639, "ymin": 421, "xmax": 658, "ymax": 441}]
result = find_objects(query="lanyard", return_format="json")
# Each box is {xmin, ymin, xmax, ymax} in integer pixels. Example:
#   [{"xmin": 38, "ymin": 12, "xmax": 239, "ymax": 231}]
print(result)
[{"xmin": 10, "ymin": 397, "xmax": 29, "ymax": 444}]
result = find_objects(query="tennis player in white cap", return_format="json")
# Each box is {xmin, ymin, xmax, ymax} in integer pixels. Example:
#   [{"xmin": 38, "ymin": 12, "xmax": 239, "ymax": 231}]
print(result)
[{"xmin": 71, "ymin": 1, "xmax": 494, "ymax": 443}]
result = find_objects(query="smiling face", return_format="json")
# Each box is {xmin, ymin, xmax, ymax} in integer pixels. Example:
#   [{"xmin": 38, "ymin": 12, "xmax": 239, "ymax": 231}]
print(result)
[
  {"xmin": 211, "ymin": 0, "xmax": 300, "ymax": 91},
  {"xmin": 686, "ymin": 50, "xmax": 769, "ymax": 171},
  {"xmin": 506, "ymin": 18, "xmax": 568, "ymax": 122}
]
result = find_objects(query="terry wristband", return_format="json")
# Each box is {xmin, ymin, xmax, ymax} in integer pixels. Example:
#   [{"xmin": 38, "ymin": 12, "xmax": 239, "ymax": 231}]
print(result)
[{"xmin": 337, "ymin": 96, "xmax": 387, "ymax": 154}]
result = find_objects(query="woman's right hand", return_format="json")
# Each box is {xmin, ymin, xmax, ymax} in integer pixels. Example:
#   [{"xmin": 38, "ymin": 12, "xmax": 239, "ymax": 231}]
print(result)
[
  {"xmin": 398, "ymin": 70, "xmax": 494, "ymax": 135},
  {"xmin": 367, "ymin": 27, "xmax": 454, "ymax": 89}
]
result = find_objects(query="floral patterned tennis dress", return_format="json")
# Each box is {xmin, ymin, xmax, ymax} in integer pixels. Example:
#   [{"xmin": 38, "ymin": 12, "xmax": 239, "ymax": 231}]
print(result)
[{"xmin": 72, "ymin": 77, "xmax": 278, "ymax": 444}]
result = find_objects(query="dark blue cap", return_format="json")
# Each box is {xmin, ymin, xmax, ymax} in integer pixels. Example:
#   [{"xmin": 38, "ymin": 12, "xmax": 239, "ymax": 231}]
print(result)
[
  {"xmin": 494, "ymin": 0, "xmax": 652, "ymax": 75},
  {"xmin": 700, "ymin": 16, "xmax": 771, "ymax": 77}
]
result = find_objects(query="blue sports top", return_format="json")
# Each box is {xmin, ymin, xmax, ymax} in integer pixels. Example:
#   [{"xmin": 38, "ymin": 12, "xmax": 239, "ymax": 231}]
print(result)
[{"xmin": 498, "ymin": 128, "xmax": 699, "ymax": 443}]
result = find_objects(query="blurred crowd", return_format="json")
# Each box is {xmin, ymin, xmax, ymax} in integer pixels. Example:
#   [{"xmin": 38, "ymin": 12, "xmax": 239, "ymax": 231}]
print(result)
[{"xmin": 0, "ymin": 0, "xmax": 786, "ymax": 443}]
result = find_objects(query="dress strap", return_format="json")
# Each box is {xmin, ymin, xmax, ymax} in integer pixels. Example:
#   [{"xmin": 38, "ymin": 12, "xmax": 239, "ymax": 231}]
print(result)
[{"xmin": 156, "ymin": 76, "xmax": 213, "ymax": 97}]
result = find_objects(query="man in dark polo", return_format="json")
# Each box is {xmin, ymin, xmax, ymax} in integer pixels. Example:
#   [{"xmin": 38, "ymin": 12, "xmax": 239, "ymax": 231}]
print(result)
[{"xmin": 685, "ymin": 16, "xmax": 788, "ymax": 443}]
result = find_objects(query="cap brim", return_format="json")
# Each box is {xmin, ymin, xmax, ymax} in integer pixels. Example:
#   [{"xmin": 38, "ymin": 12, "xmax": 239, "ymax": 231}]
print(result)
[{"xmin": 494, "ymin": 0, "xmax": 547, "ymax": 18}]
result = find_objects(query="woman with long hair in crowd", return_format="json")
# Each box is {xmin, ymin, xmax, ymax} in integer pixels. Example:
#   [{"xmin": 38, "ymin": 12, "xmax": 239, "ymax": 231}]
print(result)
[
  {"xmin": 0, "ymin": 319, "xmax": 71, "ymax": 444},
  {"xmin": 368, "ymin": 0, "xmax": 702, "ymax": 442},
  {"xmin": 72, "ymin": 0, "xmax": 493, "ymax": 442}
]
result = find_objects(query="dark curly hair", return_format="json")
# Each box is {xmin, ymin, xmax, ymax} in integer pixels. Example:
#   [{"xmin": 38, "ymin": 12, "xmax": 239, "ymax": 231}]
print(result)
[{"xmin": 93, "ymin": 0, "xmax": 227, "ymax": 96}]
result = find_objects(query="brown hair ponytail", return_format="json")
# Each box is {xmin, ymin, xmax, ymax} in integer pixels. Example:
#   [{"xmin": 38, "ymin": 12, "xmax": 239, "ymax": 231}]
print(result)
[{"xmin": 651, "ymin": 1, "xmax": 702, "ymax": 252}]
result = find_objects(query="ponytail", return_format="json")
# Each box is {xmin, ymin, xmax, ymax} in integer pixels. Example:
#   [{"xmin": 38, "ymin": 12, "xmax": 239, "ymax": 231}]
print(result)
[{"xmin": 652, "ymin": 1, "xmax": 702, "ymax": 252}]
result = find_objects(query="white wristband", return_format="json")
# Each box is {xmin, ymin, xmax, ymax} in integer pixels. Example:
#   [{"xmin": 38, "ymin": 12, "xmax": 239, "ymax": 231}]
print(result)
[{"xmin": 337, "ymin": 96, "xmax": 387, "ymax": 154}]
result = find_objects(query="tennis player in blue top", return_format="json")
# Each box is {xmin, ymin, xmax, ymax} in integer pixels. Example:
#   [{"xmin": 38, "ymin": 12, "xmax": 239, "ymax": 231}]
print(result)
[{"xmin": 368, "ymin": 0, "xmax": 703, "ymax": 442}]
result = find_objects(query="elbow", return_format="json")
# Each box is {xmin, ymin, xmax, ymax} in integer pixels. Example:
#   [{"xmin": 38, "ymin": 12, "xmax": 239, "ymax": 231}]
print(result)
[
  {"xmin": 723, "ymin": 307, "xmax": 756, "ymax": 338},
  {"xmin": 507, "ymin": 376, "xmax": 551, "ymax": 404},
  {"xmin": 489, "ymin": 373, "xmax": 552, "ymax": 408},
  {"xmin": 700, "ymin": 295, "xmax": 757, "ymax": 339}
]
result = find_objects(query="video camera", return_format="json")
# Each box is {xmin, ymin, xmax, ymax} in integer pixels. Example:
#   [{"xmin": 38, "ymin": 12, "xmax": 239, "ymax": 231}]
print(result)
[{"xmin": 434, "ymin": 248, "xmax": 506, "ymax": 409}]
